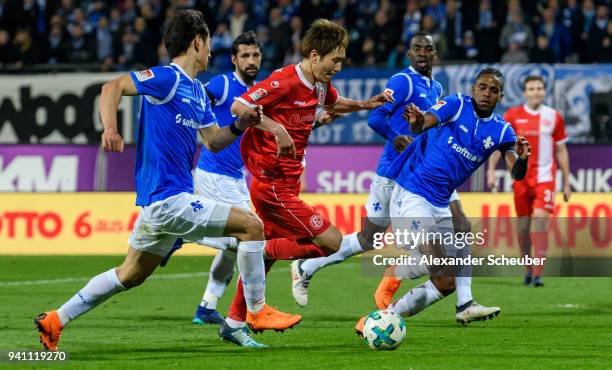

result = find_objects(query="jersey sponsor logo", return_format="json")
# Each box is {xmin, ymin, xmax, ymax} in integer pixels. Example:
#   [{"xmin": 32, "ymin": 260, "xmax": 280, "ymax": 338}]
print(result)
[
  {"xmin": 271, "ymin": 80, "xmax": 280, "ymax": 88},
  {"xmin": 483, "ymin": 136, "xmax": 494, "ymax": 149},
  {"xmin": 248, "ymin": 88, "xmax": 268, "ymax": 102},
  {"xmin": 447, "ymin": 136, "xmax": 480, "ymax": 162},
  {"xmin": 175, "ymin": 113, "xmax": 200, "ymax": 129},
  {"xmin": 309, "ymin": 214, "xmax": 324, "ymax": 229},
  {"xmin": 135, "ymin": 69, "xmax": 155, "ymax": 82},
  {"xmin": 288, "ymin": 113, "xmax": 316, "ymax": 126},
  {"xmin": 431, "ymin": 101, "xmax": 446, "ymax": 110}
]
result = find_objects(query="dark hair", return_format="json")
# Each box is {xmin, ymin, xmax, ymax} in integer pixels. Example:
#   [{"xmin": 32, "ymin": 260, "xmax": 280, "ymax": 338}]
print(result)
[
  {"xmin": 164, "ymin": 10, "xmax": 210, "ymax": 58},
  {"xmin": 231, "ymin": 31, "xmax": 261, "ymax": 56},
  {"xmin": 475, "ymin": 67, "xmax": 504, "ymax": 91},
  {"xmin": 409, "ymin": 31, "xmax": 434, "ymax": 47},
  {"xmin": 523, "ymin": 75, "xmax": 545, "ymax": 90},
  {"xmin": 301, "ymin": 18, "xmax": 349, "ymax": 58}
]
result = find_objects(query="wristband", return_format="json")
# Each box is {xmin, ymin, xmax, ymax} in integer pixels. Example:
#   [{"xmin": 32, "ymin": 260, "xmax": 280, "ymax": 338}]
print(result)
[{"xmin": 230, "ymin": 121, "xmax": 245, "ymax": 136}]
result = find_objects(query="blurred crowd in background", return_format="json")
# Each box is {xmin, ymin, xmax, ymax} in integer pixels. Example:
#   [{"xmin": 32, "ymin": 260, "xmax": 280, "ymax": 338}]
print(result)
[{"xmin": 0, "ymin": 0, "xmax": 611, "ymax": 72}]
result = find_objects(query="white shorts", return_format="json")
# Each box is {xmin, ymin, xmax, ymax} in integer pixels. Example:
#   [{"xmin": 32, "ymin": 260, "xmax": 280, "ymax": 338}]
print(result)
[
  {"xmin": 194, "ymin": 168, "xmax": 251, "ymax": 210},
  {"xmin": 365, "ymin": 175, "xmax": 395, "ymax": 227},
  {"xmin": 389, "ymin": 185, "xmax": 456, "ymax": 257},
  {"xmin": 129, "ymin": 192, "xmax": 232, "ymax": 257},
  {"xmin": 449, "ymin": 189, "xmax": 460, "ymax": 202}
]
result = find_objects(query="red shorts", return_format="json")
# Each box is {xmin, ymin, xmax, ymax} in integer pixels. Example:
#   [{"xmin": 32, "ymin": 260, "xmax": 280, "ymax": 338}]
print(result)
[
  {"xmin": 249, "ymin": 177, "xmax": 331, "ymax": 240},
  {"xmin": 513, "ymin": 181, "xmax": 556, "ymax": 217}
]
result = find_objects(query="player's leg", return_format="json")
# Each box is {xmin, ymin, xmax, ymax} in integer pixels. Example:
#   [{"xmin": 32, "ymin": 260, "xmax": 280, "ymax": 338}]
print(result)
[
  {"xmin": 513, "ymin": 181, "xmax": 534, "ymax": 284},
  {"xmin": 34, "ymin": 202, "xmax": 177, "ymax": 351},
  {"xmin": 529, "ymin": 182, "xmax": 555, "ymax": 287},
  {"xmin": 193, "ymin": 170, "xmax": 246, "ymax": 324}
]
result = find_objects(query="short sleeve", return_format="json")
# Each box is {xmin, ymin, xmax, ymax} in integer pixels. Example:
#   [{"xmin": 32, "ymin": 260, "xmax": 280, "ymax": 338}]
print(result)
[
  {"xmin": 427, "ymin": 94, "xmax": 463, "ymax": 125},
  {"xmin": 378, "ymin": 73, "xmax": 411, "ymax": 113},
  {"xmin": 204, "ymin": 74, "xmax": 228, "ymax": 105},
  {"xmin": 553, "ymin": 111, "xmax": 569, "ymax": 144},
  {"xmin": 130, "ymin": 66, "xmax": 178, "ymax": 101},
  {"xmin": 199, "ymin": 92, "xmax": 218, "ymax": 128},
  {"xmin": 503, "ymin": 109, "xmax": 516, "ymax": 129},
  {"xmin": 499, "ymin": 121, "xmax": 517, "ymax": 146},
  {"xmin": 324, "ymin": 81, "xmax": 339, "ymax": 105},
  {"xmin": 236, "ymin": 76, "xmax": 287, "ymax": 109}
]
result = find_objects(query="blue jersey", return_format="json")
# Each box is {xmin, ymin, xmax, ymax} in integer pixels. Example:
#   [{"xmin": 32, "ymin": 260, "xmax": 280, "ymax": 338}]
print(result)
[
  {"xmin": 368, "ymin": 66, "xmax": 442, "ymax": 178},
  {"xmin": 131, "ymin": 63, "xmax": 217, "ymax": 206},
  {"xmin": 196, "ymin": 72, "xmax": 253, "ymax": 179},
  {"xmin": 391, "ymin": 93, "xmax": 517, "ymax": 207}
]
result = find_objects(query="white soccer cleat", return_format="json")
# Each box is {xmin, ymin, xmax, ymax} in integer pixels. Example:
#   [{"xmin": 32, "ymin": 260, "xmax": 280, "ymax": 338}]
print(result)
[
  {"xmin": 455, "ymin": 300, "xmax": 501, "ymax": 325},
  {"xmin": 291, "ymin": 260, "xmax": 311, "ymax": 307}
]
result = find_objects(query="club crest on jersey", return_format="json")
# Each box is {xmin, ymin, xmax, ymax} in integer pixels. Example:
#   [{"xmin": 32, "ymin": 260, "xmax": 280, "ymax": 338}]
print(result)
[
  {"xmin": 135, "ymin": 69, "xmax": 154, "ymax": 81},
  {"xmin": 431, "ymin": 101, "xmax": 446, "ymax": 110},
  {"xmin": 248, "ymin": 88, "xmax": 268, "ymax": 102},
  {"xmin": 270, "ymin": 80, "xmax": 280, "ymax": 88},
  {"xmin": 310, "ymin": 214, "xmax": 324, "ymax": 229},
  {"xmin": 483, "ymin": 136, "xmax": 494, "ymax": 149}
]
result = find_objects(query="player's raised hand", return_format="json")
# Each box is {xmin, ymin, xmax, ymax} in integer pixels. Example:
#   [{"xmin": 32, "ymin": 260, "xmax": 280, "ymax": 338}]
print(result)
[
  {"xmin": 515, "ymin": 136, "xmax": 531, "ymax": 160},
  {"xmin": 363, "ymin": 90, "xmax": 394, "ymax": 109},
  {"xmin": 392, "ymin": 135, "xmax": 413, "ymax": 153},
  {"xmin": 403, "ymin": 103, "xmax": 425, "ymax": 132},
  {"xmin": 101, "ymin": 129, "xmax": 125, "ymax": 153},
  {"xmin": 238, "ymin": 105, "xmax": 263, "ymax": 129},
  {"xmin": 273, "ymin": 124, "xmax": 296, "ymax": 158}
]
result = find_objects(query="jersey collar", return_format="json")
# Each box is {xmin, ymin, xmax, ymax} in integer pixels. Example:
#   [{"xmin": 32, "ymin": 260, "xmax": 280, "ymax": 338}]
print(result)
[
  {"xmin": 523, "ymin": 104, "xmax": 543, "ymax": 115},
  {"xmin": 232, "ymin": 72, "xmax": 253, "ymax": 87},
  {"xmin": 171, "ymin": 63, "xmax": 193, "ymax": 82},
  {"xmin": 408, "ymin": 66, "xmax": 434, "ymax": 87},
  {"xmin": 295, "ymin": 64, "xmax": 315, "ymax": 90}
]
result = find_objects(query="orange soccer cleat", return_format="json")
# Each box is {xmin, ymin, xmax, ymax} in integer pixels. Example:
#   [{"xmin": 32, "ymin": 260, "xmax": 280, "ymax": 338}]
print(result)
[
  {"xmin": 374, "ymin": 266, "xmax": 402, "ymax": 309},
  {"xmin": 246, "ymin": 304, "xmax": 302, "ymax": 333},
  {"xmin": 33, "ymin": 311, "xmax": 63, "ymax": 351},
  {"xmin": 354, "ymin": 316, "xmax": 366, "ymax": 337}
]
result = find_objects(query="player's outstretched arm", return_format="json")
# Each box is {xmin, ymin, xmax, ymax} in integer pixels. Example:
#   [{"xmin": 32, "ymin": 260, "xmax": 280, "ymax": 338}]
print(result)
[
  {"xmin": 502, "ymin": 136, "xmax": 531, "ymax": 181},
  {"xmin": 486, "ymin": 151, "xmax": 502, "ymax": 190},
  {"xmin": 200, "ymin": 105, "xmax": 263, "ymax": 153},
  {"xmin": 330, "ymin": 90, "xmax": 393, "ymax": 114},
  {"xmin": 555, "ymin": 142, "xmax": 571, "ymax": 201},
  {"xmin": 230, "ymin": 99, "xmax": 296, "ymax": 158},
  {"xmin": 100, "ymin": 74, "xmax": 138, "ymax": 153}
]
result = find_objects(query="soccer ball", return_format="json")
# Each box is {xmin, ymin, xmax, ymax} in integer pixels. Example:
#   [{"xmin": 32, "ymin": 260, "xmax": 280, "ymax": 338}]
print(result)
[{"xmin": 363, "ymin": 309, "xmax": 406, "ymax": 350}]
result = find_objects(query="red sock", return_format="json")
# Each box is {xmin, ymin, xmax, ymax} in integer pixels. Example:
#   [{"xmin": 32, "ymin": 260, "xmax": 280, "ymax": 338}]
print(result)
[
  {"xmin": 265, "ymin": 238, "xmax": 327, "ymax": 260},
  {"xmin": 227, "ymin": 260, "xmax": 275, "ymax": 322},
  {"xmin": 531, "ymin": 231, "xmax": 548, "ymax": 277},
  {"xmin": 518, "ymin": 231, "xmax": 532, "ymax": 275}
]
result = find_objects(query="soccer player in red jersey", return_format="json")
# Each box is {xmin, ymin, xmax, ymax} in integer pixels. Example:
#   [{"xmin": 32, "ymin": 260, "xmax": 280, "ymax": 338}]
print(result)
[
  {"xmin": 487, "ymin": 75, "xmax": 571, "ymax": 287},
  {"xmin": 225, "ymin": 19, "xmax": 392, "ymax": 336}
]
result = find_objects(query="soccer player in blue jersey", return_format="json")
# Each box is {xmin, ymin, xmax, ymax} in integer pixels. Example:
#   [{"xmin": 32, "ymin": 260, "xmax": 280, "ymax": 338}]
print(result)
[
  {"xmin": 356, "ymin": 67, "xmax": 531, "ymax": 333},
  {"xmin": 34, "ymin": 10, "xmax": 271, "ymax": 350},
  {"xmin": 291, "ymin": 32, "xmax": 474, "ymax": 314}
]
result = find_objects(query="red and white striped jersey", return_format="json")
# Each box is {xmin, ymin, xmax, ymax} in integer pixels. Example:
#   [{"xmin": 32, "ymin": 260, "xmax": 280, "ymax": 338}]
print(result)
[{"xmin": 504, "ymin": 104, "xmax": 568, "ymax": 186}]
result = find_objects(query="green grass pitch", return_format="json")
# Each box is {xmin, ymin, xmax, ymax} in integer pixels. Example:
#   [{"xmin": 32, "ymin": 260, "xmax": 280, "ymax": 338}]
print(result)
[{"xmin": 1, "ymin": 256, "xmax": 612, "ymax": 369}]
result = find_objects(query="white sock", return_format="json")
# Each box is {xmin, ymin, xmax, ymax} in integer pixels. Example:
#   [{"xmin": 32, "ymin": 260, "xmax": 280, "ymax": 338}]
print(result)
[
  {"xmin": 455, "ymin": 241, "xmax": 473, "ymax": 307},
  {"xmin": 201, "ymin": 249, "xmax": 237, "ymax": 309},
  {"xmin": 455, "ymin": 276, "xmax": 473, "ymax": 307},
  {"xmin": 300, "ymin": 232, "xmax": 362, "ymax": 276},
  {"xmin": 198, "ymin": 237, "xmax": 238, "ymax": 251},
  {"xmin": 236, "ymin": 241, "xmax": 265, "ymax": 313},
  {"xmin": 225, "ymin": 317, "xmax": 245, "ymax": 329},
  {"xmin": 394, "ymin": 262, "xmax": 429, "ymax": 280},
  {"xmin": 56, "ymin": 268, "xmax": 126, "ymax": 327},
  {"xmin": 389, "ymin": 280, "xmax": 443, "ymax": 317}
]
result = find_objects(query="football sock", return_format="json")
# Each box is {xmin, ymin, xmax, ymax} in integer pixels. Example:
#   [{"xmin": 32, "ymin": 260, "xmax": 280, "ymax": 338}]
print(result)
[
  {"xmin": 228, "ymin": 261, "xmax": 274, "ymax": 322},
  {"xmin": 300, "ymin": 232, "xmax": 362, "ymax": 276},
  {"xmin": 236, "ymin": 241, "xmax": 266, "ymax": 314},
  {"xmin": 455, "ymin": 242, "xmax": 474, "ymax": 307},
  {"xmin": 57, "ymin": 268, "xmax": 126, "ymax": 327},
  {"xmin": 518, "ymin": 230, "xmax": 532, "ymax": 275},
  {"xmin": 531, "ymin": 231, "xmax": 548, "ymax": 277},
  {"xmin": 225, "ymin": 317, "xmax": 245, "ymax": 329},
  {"xmin": 201, "ymin": 249, "xmax": 237, "ymax": 309},
  {"xmin": 265, "ymin": 238, "xmax": 326, "ymax": 260},
  {"xmin": 389, "ymin": 280, "xmax": 443, "ymax": 317}
]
